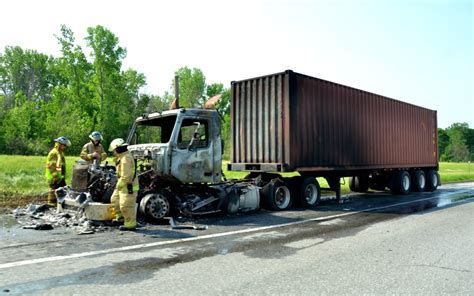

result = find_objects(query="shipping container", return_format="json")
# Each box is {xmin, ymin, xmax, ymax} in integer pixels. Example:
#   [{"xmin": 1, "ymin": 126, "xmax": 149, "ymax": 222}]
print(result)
[{"xmin": 229, "ymin": 70, "xmax": 438, "ymax": 176}]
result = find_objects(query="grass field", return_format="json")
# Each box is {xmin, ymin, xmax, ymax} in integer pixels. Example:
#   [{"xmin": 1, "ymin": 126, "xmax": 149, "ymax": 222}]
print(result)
[{"xmin": 0, "ymin": 154, "xmax": 473, "ymax": 208}]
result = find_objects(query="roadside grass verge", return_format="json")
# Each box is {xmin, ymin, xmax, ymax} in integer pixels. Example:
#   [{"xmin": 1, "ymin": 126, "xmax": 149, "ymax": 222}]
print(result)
[{"xmin": 1, "ymin": 155, "xmax": 472, "ymax": 209}]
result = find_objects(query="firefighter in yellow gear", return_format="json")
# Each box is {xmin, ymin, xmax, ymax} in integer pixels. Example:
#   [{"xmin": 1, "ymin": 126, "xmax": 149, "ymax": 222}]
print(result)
[
  {"xmin": 45, "ymin": 136, "xmax": 71, "ymax": 206},
  {"xmin": 80, "ymin": 131, "xmax": 108, "ymax": 163},
  {"xmin": 109, "ymin": 138, "xmax": 137, "ymax": 231}
]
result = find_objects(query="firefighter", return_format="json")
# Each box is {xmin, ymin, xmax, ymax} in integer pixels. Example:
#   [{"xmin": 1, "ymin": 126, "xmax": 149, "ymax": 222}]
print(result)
[
  {"xmin": 108, "ymin": 138, "xmax": 137, "ymax": 231},
  {"xmin": 80, "ymin": 131, "xmax": 108, "ymax": 164},
  {"xmin": 45, "ymin": 136, "xmax": 71, "ymax": 206}
]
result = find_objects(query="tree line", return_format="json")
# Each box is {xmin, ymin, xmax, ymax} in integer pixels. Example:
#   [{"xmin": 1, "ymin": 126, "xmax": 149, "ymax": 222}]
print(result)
[
  {"xmin": 0, "ymin": 25, "xmax": 472, "ymax": 162},
  {"xmin": 0, "ymin": 25, "xmax": 230, "ymax": 157},
  {"xmin": 438, "ymin": 123, "xmax": 474, "ymax": 162}
]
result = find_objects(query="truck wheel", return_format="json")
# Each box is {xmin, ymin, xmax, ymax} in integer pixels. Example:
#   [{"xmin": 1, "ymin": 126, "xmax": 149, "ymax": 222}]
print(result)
[
  {"xmin": 390, "ymin": 170, "xmax": 411, "ymax": 195},
  {"xmin": 139, "ymin": 193, "xmax": 170, "ymax": 221},
  {"xmin": 425, "ymin": 170, "xmax": 440, "ymax": 192},
  {"xmin": 297, "ymin": 177, "xmax": 321, "ymax": 207},
  {"xmin": 411, "ymin": 170, "xmax": 426, "ymax": 192},
  {"xmin": 261, "ymin": 179, "xmax": 292, "ymax": 211},
  {"xmin": 349, "ymin": 175, "xmax": 369, "ymax": 193}
]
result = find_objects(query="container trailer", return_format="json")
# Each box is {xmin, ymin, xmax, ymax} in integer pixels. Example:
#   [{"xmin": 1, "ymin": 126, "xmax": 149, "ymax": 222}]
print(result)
[{"xmin": 124, "ymin": 70, "xmax": 439, "ymax": 221}]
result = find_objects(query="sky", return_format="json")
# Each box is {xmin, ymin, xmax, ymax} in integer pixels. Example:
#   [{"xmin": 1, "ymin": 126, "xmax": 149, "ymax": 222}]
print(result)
[{"xmin": 1, "ymin": 0, "xmax": 472, "ymax": 128}]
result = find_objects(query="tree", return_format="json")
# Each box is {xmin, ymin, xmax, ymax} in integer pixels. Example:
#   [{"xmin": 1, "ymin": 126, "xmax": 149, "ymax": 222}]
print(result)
[
  {"xmin": 86, "ymin": 25, "xmax": 133, "ymax": 141},
  {"xmin": 172, "ymin": 67, "xmax": 206, "ymax": 108},
  {"xmin": 445, "ymin": 123, "xmax": 470, "ymax": 162},
  {"xmin": 438, "ymin": 128, "xmax": 449, "ymax": 161},
  {"xmin": 0, "ymin": 46, "xmax": 56, "ymax": 108},
  {"xmin": 55, "ymin": 25, "xmax": 95, "ymax": 122}
]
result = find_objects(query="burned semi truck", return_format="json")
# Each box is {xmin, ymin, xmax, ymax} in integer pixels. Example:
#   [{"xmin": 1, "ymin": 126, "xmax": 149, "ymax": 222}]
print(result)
[{"xmin": 127, "ymin": 70, "xmax": 440, "ymax": 221}]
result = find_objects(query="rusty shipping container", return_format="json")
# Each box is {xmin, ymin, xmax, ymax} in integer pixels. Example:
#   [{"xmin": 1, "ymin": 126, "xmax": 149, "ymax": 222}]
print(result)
[{"xmin": 229, "ymin": 70, "xmax": 438, "ymax": 175}]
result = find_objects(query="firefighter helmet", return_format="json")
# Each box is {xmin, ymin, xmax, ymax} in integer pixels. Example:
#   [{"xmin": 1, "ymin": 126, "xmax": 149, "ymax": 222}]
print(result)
[
  {"xmin": 54, "ymin": 136, "xmax": 71, "ymax": 147},
  {"xmin": 89, "ymin": 131, "xmax": 103, "ymax": 142},
  {"xmin": 108, "ymin": 138, "xmax": 128, "ymax": 152}
]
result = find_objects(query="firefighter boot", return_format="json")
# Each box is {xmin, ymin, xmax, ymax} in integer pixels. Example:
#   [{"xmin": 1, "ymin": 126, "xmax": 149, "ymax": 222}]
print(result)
[{"xmin": 47, "ymin": 190, "xmax": 57, "ymax": 207}]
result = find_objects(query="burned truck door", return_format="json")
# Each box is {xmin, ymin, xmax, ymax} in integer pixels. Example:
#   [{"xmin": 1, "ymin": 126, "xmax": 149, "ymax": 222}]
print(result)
[{"xmin": 171, "ymin": 118, "xmax": 216, "ymax": 184}]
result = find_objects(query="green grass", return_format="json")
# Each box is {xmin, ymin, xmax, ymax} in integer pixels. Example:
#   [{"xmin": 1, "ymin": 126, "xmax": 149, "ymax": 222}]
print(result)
[
  {"xmin": 438, "ymin": 162, "xmax": 474, "ymax": 183},
  {"xmin": 1, "ymin": 155, "xmax": 473, "ymax": 198}
]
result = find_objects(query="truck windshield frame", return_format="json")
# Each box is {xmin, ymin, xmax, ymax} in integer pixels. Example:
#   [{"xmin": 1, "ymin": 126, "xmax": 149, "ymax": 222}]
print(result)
[{"xmin": 131, "ymin": 114, "xmax": 177, "ymax": 145}]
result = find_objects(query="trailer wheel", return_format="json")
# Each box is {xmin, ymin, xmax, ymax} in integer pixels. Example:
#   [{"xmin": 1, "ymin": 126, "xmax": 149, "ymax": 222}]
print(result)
[
  {"xmin": 297, "ymin": 177, "xmax": 321, "ymax": 207},
  {"xmin": 390, "ymin": 171, "xmax": 411, "ymax": 195},
  {"xmin": 349, "ymin": 175, "xmax": 369, "ymax": 193},
  {"xmin": 139, "ymin": 193, "xmax": 170, "ymax": 221},
  {"xmin": 411, "ymin": 170, "xmax": 426, "ymax": 192},
  {"xmin": 261, "ymin": 179, "xmax": 292, "ymax": 211},
  {"xmin": 425, "ymin": 170, "xmax": 440, "ymax": 192}
]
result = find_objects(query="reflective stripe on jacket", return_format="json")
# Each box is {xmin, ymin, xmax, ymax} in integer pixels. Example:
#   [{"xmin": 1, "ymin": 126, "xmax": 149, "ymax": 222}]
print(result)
[{"xmin": 45, "ymin": 143, "xmax": 66, "ymax": 181}]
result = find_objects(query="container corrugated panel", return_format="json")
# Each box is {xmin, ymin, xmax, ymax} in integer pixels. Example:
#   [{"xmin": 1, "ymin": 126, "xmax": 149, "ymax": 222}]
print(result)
[{"xmin": 230, "ymin": 70, "xmax": 438, "ymax": 173}]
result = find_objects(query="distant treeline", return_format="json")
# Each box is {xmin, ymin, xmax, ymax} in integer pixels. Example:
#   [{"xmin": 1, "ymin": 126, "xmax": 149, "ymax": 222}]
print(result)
[
  {"xmin": 0, "ymin": 25, "xmax": 230, "ymax": 157},
  {"xmin": 0, "ymin": 26, "xmax": 472, "ymax": 162},
  {"xmin": 438, "ymin": 123, "xmax": 474, "ymax": 162}
]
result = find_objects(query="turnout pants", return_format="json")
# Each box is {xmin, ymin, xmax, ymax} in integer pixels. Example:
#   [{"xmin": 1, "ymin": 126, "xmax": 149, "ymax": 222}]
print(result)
[
  {"xmin": 48, "ymin": 179, "xmax": 66, "ymax": 206},
  {"xmin": 111, "ymin": 188, "xmax": 137, "ymax": 229}
]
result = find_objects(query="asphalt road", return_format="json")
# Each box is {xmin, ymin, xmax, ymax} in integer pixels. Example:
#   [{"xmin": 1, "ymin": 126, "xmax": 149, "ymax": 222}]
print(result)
[{"xmin": 0, "ymin": 182, "xmax": 473, "ymax": 295}]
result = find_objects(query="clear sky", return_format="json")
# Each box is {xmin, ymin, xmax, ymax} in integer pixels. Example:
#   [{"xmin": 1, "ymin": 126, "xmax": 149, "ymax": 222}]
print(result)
[{"xmin": 1, "ymin": 0, "xmax": 472, "ymax": 128}]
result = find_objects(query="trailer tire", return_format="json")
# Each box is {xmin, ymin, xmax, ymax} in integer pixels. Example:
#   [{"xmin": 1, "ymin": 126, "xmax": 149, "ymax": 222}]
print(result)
[
  {"xmin": 411, "ymin": 170, "xmax": 426, "ymax": 192},
  {"xmin": 296, "ymin": 177, "xmax": 321, "ymax": 207},
  {"xmin": 425, "ymin": 170, "xmax": 440, "ymax": 192},
  {"xmin": 349, "ymin": 175, "xmax": 369, "ymax": 193},
  {"xmin": 261, "ymin": 179, "xmax": 292, "ymax": 211},
  {"xmin": 139, "ymin": 193, "xmax": 171, "ymax": 221},
  {"xmin": 390, "ymin": 170, "xmax": 411, "ymax": 195}
]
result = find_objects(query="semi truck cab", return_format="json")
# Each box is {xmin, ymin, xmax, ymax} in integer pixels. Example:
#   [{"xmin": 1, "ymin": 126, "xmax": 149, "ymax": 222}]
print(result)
[{"xmin": 127, "ymin": 108, "xmax": 222, "ymax": 184}]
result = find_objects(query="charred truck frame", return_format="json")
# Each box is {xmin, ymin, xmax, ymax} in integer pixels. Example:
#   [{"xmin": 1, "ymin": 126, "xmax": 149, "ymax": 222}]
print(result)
[{"xmin": 127, "ymin": 70, "xmax": 440, "ymax": 221}]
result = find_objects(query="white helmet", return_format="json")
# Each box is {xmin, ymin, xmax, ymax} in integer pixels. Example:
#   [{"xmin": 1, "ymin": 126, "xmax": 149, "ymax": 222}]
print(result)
[
  {"xmin": 108, "ymin": 138, "xmax": 128, "ymax": 152},
  {"xmin": 89, "ymin": 131, "xmax": 103, "ymax": 142}
]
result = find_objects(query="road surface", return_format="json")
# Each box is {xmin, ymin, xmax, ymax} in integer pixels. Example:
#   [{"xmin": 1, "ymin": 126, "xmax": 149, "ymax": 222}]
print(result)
[{"xmin": 0, "ymin": 182, "xmax": 473, "ymax": 295}]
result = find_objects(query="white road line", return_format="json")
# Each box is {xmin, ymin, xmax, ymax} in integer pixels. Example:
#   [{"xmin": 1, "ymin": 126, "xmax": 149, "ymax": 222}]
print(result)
[{"xmin": 0, "ymin": 195, "xmax": 457, "ymax": 269}]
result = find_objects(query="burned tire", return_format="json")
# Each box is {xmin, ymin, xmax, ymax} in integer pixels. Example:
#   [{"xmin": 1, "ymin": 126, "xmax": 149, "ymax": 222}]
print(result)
[
  {"xmin": 425, "ymin": 170, "xmax": 440, "ymax": 192},
  {"xmin": 261, "ymin": 179, "xmax": 292, "ymax": 211},
  {"xmin": 349, "ymin": 175, "xmax": 369, "ymax": 193},
  {"xmin": 101, "ymin": 185, "xmax": 115, "ymax": 203},
  {"xmin": 411, "ymin": 170, "xmax": 426, "ymax": 192},
  {"xmin": 296, "ymin": 177, "xmax": 321, "ymax": 207},
  {"xmin": 139, "ymin": 193, "xmax": 171, "ymax": 221},
  {"xmin": 390, "ymin": 170, "xmax": 411, "ymax": 195}
]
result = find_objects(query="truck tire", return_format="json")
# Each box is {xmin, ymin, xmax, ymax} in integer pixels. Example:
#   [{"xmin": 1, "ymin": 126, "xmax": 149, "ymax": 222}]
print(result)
[
  {"xmin": 296, "ymin": 177, "xmax": 321, "ymax": 207},
  {"xmin": 139, "ymin": 193, "xmax": 171, "ymax": 221},
  {"xmin": 101, "ymin": 185, "xmax": 114, "ymax": 204},
  {"xmin": 349, "ymin": 175, "xmax": 369, "ymax": 193},
  {"xmin": 390, "ymin": 170, "xmax": 411, "ymax": 195},
  {"xmin": 425, "ymin": 170, "xmax": 440, "ymax": 192},
  {"xmin": 261, "ymin": 179, "xmax": 292, "ymax": 211},
  {"xmin": 411, "ymin": 170, "xmax": 426, "ymax": 192}
]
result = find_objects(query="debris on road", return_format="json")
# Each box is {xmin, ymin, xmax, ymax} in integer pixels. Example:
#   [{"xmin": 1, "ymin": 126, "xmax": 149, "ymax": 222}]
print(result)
[
  {"xmin": 169, "ymin": 217, "xmax": 208, "ymax": 230},
  {"xmin": 11, "ymin": 201, "xmax": 115, "ymax": 234}
]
